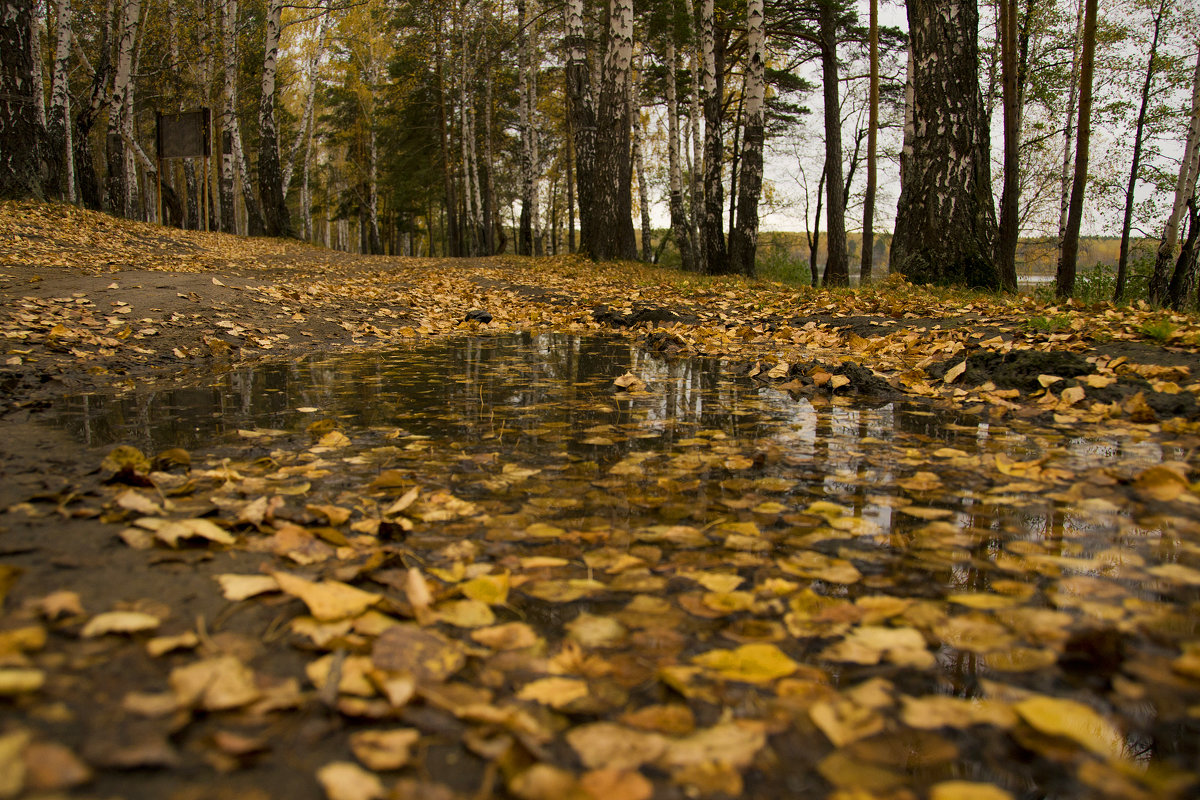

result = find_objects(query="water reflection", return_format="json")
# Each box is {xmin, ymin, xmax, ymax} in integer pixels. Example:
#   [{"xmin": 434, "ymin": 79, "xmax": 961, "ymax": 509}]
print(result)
[{"xmin": 46, "ymin": 333, "xmax": 1200, "ymax": 792}]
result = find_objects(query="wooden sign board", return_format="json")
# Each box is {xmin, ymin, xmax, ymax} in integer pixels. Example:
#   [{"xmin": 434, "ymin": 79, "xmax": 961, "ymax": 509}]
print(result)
[
  {"xmin": 156, "ymin": 109, "xmax": 211, "ymax": 159},
  {"xmin": 155, "ymin": 108, "xmax": 211, "ymax": 230}
]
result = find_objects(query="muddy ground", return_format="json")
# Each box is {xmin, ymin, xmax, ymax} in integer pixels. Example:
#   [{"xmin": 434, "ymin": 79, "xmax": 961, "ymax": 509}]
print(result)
[{"xmin": 3, "ymin": 202, "xmax": 1200, "ymax": 800}]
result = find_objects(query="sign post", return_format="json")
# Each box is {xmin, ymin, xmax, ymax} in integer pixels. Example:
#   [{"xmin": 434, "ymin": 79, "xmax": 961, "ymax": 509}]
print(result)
[{"xmin": 155, "ymin": 108, "xmax": 212, "ymax": 229}]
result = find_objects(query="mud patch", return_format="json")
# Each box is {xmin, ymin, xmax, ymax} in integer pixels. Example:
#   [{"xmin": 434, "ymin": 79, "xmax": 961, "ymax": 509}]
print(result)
[
  {"xmin": 592, "ymin": 305, "xmax": 699, "ymax": 327},
  {"xmin": 927, "ymin": 350, "xmax": 1094, "ymax": 391}
]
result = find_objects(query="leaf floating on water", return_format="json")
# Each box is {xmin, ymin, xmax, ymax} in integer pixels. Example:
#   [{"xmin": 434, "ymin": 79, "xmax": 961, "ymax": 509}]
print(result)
[
  {"xmin": 517, "ymin": 677, "xmax": 590, "ymax": 709},
  {"xmin": 692, "ymin": 643, "xmax": 798, "ymax": 684},
  {"xmin": 1013, "ymin": 696, "xmax": 1125, "ymax": 760},
  {"xmin": 0, "ymin": 668, "xmax": 45, "ymax": 695},
  {"xmin": 613, "ymin": 372, "xmax": 647, "ymax": 392},
  {"xmin": 566, "ymin": 722, "xmax": 667, "ymax": 771},
  {"xmin": 372, "ymin": 625, "xmax": 465, "ymax": 683},
  {"xmin": 929, "ymin": 780, "xmax": 1016, "ymax": 800}
]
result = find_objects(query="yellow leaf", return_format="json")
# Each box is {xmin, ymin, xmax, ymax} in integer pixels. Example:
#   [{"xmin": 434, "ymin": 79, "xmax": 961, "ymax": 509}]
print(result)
[
  {"xmin": 1013, "ymin": 696, "xmax": 1125, "ymax": 760},
  {"xmin": 517, "ymin": 677, "xmax": 590, "ymax": 709},
  {"xmin": 80, "ymin": 611, "xmax": 161, "ymax": 638},
  {"xmin": 470, "ymin": 621, "xmax": 539, "ymax": 650},
  {"xmin": 435, "ymin": 599, "xmax": 495, "ymax": 628},
  {"xmin": 349, "ymin": 729, "xmax": 420, "ymax": 771},
  {"xmin": 1133, "ymin": 465, "xmax": 1189, "ymax": 502},
  {"xmin": 461, "ymin": 572, "xmax": 510, "ymax": 605},
  {"xmin": 316, "ymin": 761, "xmax": 385, "ymax": 800},
  {"xmin": 930, "ymin": 780, "xmax": 1015, "ymax": 800},
  {"xmin": 170, "ymin": 655, "xmax": 261, "ymax": 711},
  {"xmin": 273, "ymin": 572, "xmax": 381, "ymax": 621},
  {"xmin": 0, "ymin": 668, "xmax": 45, "ymax": 695},
  {"xmin": 566, "ymin": 723, "xmax": 667, "ymax": 770},
  {"xmin": 1037, "ymin": 374, "xmax": 1063, "ymax": 388},
  {"xmin": 943, "ymin": 361, "xmax": 967, "ymax": 384},
  {"xmin": 215, "ymin": 573, "xmax": 280, "ymax": 601},
  {"xmin": 692, "ymin": 643, "xmax": 798, "ymax": 684}
]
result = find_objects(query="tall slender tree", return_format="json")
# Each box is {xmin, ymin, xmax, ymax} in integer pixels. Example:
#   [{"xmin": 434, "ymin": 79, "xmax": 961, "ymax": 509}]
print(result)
[
  {"xmin": 698, "ymin": 0, "xmax": 727, "ymax": 273},
  {"xmin": 819, "ymin": 0, "xmax": 848, "ymax": 286},
  {"xmin": 1055, "ymin": 0, "xmax": 1097, "ymax": 300},
  {"xmin": 1149, "ymin": 45, "xmax": 1200, "ymax": 305},
  {"xmin": 859, "ymin": 0, "xmax": 878, "ymax": 284},
  {"xmin": 728, "ymin": 0, "xmax": 765, "ymax": 276},
  {"xmin": 995, "ymin": 0, "xmax": 1020, "ymax": 292},
  {"xmin": 47, "ymin": 0, "xmax": 73, "ymax": 201},
  {"xmin": 1114, "ymin": 0, "xmax": 1167, "ymax": 301},
  {"xmin": 257, "ymin": 0, "xmax": 291, "ymax": 237}
]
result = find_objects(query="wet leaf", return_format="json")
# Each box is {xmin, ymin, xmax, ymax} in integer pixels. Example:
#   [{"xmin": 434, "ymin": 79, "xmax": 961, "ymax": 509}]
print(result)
[
  {"xmin": 929, "ymin": 781, "xmax": 1015, "ymax": 800},
  {"xmin": 170, "ymin": 656, "xmax": 261, "ymax": 711},
  {"xmin": 0, "ymin": 669, "xmax": 45, "ymax": 695},
  {"xmin": 517, "ymin": 677, "xmax": 590, "ymax": 709},
  {"xmin": 566, "ymin": 722, "xmax": 667, "ymax": 770},
  {"xmin": 349, "ymin": 728, "xmax": 420, "ymax": 771},
  {"xmin": 80, "ymin": 610, "xmax": 161, "ymax": 638},
  {"xmin": 215, "ymin": 573, "xmax": 280, "ymax": 601},
  {"xmin": 372, "ymin": 625, "xmax": 465, "ymax": 683},
  {"xmin": 1013, "ymin": 696, "xmax": 1125, "ymax": 760},
  {"xmin": 692, "ymin": 643, "xmax": 798, "ymax": 683},
  {"xmin": 273, "ymin": 571, "xmax": 381, "ymax": 621},
  {"xmin": 316, "ymin": 761, "xmax": 386, "ymax": 800}
]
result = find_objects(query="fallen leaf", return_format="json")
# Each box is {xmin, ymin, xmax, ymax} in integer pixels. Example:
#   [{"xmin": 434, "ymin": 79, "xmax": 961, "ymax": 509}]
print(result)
[
  {"xmin": 170, "ymin": 656, "xmax": 261, "ymax": 711},
  {"xmin": 273, "ymin": 572, "xmax": 381, "ymax": 621},
  {"xmin": 349, "ymin": 729, "xmax": 421, "ymax": 771},
  {"xmin": 692, "ymin": 643, "xmax": 798, "ymax": 683},
  {"xmin": 215, "ymin": 573, "xmax": 280, "ymax": 601},
  {"xmin": 1013, "ymin": 696, "xmax": 1125, "ymax": 760},
  {"xmin": 517, "ymin": 677, "xmax": 590, "ymax": 709},
  {"xmin": 316, "ymin": 761, "xmax": 386, "ymax": 800},
  {"xmin": 80, "ymin": 610, "xmax": 161, "ymax": 638}
]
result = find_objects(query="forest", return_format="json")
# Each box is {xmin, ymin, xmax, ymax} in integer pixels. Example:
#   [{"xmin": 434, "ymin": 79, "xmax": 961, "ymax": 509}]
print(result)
[{"xmin": 1, "ymin": 0, "xmax": 1200, "ymax": 302}]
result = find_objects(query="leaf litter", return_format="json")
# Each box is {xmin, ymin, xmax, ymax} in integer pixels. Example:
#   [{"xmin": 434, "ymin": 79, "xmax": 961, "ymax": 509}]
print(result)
[{"xmin": 1, "ymin": 203, "xmax": 1200, "ymax": 798}]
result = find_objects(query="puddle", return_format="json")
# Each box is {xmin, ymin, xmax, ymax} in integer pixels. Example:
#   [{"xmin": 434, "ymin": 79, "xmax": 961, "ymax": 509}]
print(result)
[{"xmin": 44, "ymin": 334, "xmax": 1200, "ymax": 795}]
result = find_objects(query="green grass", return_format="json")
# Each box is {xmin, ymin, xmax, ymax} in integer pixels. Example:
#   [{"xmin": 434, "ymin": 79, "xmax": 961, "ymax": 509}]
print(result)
[{"xmin": 1138, "ymin": 318, "xmax": 1177, "ymax": 343}]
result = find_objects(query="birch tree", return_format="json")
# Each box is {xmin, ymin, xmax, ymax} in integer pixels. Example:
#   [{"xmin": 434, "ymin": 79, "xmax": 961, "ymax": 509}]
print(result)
[
  {"xmin": 517, "ymin": 0, "xmax": 538, "ymax": 256},
  {"xmin": 728, "ymin": 0, "xmax": 764, "ymax": 276},
  {"xmin": 106, "ymin": 0, "xmax": 141, "ymax": 217},
  {"xmin": 47, "ymin": 0, "xmax": 73, "ymax": 201},
  {"xmin": 890, "ymin": 0, "xmax": 999, "ymax": 288},
  {"xmin": 859, "ymin": 0, "xmax": 878, "ymax": 284},
  {"xmin": 0, "ymin": 0, "xmax": 44, "ymax": 198},
  {"xmin": 1150, "ymin": 44, "xmax": 1200, "ymax": 305},
  {"xmin": 1114, "ymin": 0, "xmax": 1168, "ymax": 301},
  {"xmin": 698, "ymin": 0, "xmax": 727, "ymax": 273},
  {"xmin": 664, "ymin": 36, "xmax": 696, "ymax": 271},
  {"xmin": 257, "ymin": 0, "xmax": 291, "ymax": 237}
]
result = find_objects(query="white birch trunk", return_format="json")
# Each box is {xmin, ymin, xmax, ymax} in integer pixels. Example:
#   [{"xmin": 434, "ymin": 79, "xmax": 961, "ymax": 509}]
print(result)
[
  {"xmin": 30, "ymin": 6, "xmax": 45, "ymax": 129},
  {"xmin": 282, "ymin": 7, "xmax": 330, "ymax": 194},
  {"xmin": 631, "ymin": 51, "xmax": 651, "ymax": 262},
  {"xmin": 665, "ymin": 38, "xmax": 694, "ymax": 271},
  {"xmin": 683, "ymin": 0, "xmax": 702, "ymax": 248},
  {"xmin": 49, "ymin": 0, "xmax": 74, "ymax": 201},
  {"xmin": 1149, "ymin": 45, "xmax": 1200, "ymax": 302},
  {"xmin": 106, "ymin": 0, "xmax": 140, "ymax": 216}
]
